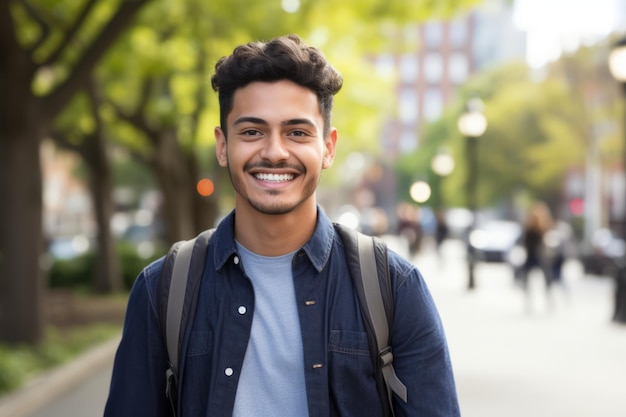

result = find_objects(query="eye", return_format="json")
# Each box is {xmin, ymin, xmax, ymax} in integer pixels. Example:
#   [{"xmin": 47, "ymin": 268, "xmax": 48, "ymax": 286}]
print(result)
[{"xmin": 242, "ymin": 129, "xmax": 261, "ymax": 136}]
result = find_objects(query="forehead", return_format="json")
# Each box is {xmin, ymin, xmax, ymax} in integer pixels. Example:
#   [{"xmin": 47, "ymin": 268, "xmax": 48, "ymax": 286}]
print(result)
[{"xmin": 228, "ymin": 80, "xmax": 322, "ymax": 123}]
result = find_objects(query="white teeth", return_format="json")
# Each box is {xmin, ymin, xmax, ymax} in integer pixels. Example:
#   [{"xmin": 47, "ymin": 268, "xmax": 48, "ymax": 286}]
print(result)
[{"xmin": 255, "ymin": 173, "xmax": 294, "ymax": 182}]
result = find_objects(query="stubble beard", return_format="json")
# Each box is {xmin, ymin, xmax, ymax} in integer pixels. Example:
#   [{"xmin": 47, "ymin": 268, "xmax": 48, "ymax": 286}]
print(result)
[{"xmin": 226, "ymin": 162, "xmax": 321, "ymax": 216}]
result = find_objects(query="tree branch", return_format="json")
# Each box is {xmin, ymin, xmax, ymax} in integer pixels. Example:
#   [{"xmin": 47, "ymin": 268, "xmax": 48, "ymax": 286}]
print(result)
[
  {"xmin": 110, "ymin": 97, "xmax": 159, "ymax": 147},
  {"xmin": 19, "ymin": 0, "xmax": 51, "ymax": 54},
  {"xmin": 136, "ymin": 77, "xmax": 153, "ymax": 116},
  {"xmin": 86, "ymin": 77, "xmax": 103, "ymax": 134},
  {"xmin": 189, "ymin": 46, "xmax": 207, "ymax": 146},
  {"xmin": 49, "ymin": 128, "xmax": 84, "ymax": 156},
  {"xmin": 40, "ymin": 0, "xmax": 98, "ymax": 67},
  {"xmin": 43, "ymin": 0, "xmax": 152, "ymax": 121}
]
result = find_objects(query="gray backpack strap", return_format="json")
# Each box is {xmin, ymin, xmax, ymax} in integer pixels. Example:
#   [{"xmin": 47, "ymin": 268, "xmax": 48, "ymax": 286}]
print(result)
[
  {"xmin": 334, "ymin": 223, "xmax": 408, "ymax": 416},
  {"xmin": 356, "ymin": 233, "xmax": 408, "ymax": 407},
  {"xmin": 165, "ymin": 238, "xmax": 196, "ymax": 377},
  {"xmin": 160, "ymin": 228, "xmax": 215, "ymax": 416}
]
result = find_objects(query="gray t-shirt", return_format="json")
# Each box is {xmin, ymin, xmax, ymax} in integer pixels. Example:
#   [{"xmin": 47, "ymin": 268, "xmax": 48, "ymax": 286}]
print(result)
[{"xmin": 232, "ymin": 242, "xmax": 309, "ymax": 417}]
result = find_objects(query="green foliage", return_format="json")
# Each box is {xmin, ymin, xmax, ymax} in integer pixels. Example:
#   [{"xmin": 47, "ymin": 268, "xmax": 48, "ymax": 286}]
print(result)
[{"xmin": 0, "ymin": 324, "xmax": 120, "ymax": 395}]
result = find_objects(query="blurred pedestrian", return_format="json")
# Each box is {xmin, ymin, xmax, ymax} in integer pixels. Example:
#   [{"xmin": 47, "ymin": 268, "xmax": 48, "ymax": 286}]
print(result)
[
  {"xmin": 519, "ymin": 201, "xmax": 562, "ymax": 311},
  {"xmin": 397, "ymin": 202, "xmax": 422, "ymax": 256},
  {"xmin": 104, "ymin": 34, "xmax": 459, "ymax": 417},
  {"xmin": 435, "ymin": 210, "xmax": 449, "ymax": 250}
]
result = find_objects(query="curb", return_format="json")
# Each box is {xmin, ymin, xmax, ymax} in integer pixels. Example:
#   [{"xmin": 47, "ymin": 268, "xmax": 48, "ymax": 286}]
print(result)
[{"xmin": 0, "ymin": 334, "xmax": 121, "ymax": 417}]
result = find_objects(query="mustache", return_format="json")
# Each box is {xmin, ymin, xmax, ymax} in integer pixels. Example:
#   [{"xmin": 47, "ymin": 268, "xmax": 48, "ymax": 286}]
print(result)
[{"xmin": 244, "ymin": 161, "xmax": 305, "ymax": 174}]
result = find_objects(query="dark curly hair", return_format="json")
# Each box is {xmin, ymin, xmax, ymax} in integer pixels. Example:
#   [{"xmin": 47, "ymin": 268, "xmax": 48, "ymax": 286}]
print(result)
[{"xmin": 211, "ymin": 34, "xmax": 343, "ymax": 137}]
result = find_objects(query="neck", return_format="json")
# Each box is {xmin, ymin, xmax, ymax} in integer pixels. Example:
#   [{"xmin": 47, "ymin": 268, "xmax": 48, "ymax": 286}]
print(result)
[{"xmin": 234, "ymin": 202, "xmax": 318, "ymax": 256}]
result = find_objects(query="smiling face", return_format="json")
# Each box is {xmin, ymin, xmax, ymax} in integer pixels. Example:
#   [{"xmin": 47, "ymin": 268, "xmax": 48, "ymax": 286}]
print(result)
[{"xmin": 215, "ymin": 80, "xmax": 337, "ymax": 217}]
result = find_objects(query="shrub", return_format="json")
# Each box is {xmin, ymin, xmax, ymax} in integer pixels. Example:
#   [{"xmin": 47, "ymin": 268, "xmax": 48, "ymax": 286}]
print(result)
[
  {"xmin": 46, "ymin": 241, "xmax": 164, "ymax": 291},
  {"xmin": 48, "ymin": 253, "xmax": 96, "ymax": 289}
]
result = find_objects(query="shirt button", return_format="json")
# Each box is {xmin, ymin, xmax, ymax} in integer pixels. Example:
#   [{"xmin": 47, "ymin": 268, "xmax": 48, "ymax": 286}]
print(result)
[
  {"xmin": 238, "ymin": 306, "xmax": 247, "ymax": 315},
  {"xmin": 233, "ymin": 256, "xmax": 240, "ymax": 265},
  {"xmin": 225, "ymin": 368, "xmax": 234, "ymax": 377}
]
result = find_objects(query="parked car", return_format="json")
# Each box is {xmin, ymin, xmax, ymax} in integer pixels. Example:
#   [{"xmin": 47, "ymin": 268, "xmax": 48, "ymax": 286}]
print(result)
[
  {"xmin": 468, "ymin": 220, "xmax": 523, "ymax": 265},
  {"xmin": 580, "ymin": 229, "xmax": 625, "ymax": 277},
  {"xmin": 48, "ymin": 235, "xmax": 93, "ymax": 260}
]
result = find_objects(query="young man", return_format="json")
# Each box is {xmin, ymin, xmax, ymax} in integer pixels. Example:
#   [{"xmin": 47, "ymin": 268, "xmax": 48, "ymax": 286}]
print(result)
[{"xmin": 104, "ymin": 34, "xmax": 460, "ymax": 417}]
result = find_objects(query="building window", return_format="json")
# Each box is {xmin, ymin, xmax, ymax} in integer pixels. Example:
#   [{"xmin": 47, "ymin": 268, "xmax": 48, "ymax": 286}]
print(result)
[
  {"xmin": 449, "ymin": 18, "xmax": 467, "ymax": 49},
  {"xmin": 399, "ymin": 53, "xmax": 419, "ymax": 83},
  {"xmin": 423, "ymin": 21, "xmax": 442, "ymax": 49},
  {"xmin": 423, "ymin": 53, "xmax": 442, "ymax": 83},
  {"xmin": 423, "ymin": 88, "xmax": 443, "ymax": 121},
  {"xmin": 448, "ymin": 53, "xmax": 469, "ymax": 84},
  {"xmin": 399, "ymin": 128, "xmax": 418, "ymax": 153},
  {"xmin": 398, "ymin": 88, "xmax": 418, "ymax": 124},
  {"xmin": 376, "ymin": 53, "xmax": 396, "ymax": 79}
]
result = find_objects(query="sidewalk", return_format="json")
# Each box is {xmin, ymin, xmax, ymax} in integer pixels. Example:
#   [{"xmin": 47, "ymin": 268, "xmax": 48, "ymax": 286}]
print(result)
[
  {"xmin": 0, "ymin": 336, "xmax": 120, "ymax": 417},
  {"xmin": 416, "ymin": 239, "xmax": 626, "ymax": 417}
]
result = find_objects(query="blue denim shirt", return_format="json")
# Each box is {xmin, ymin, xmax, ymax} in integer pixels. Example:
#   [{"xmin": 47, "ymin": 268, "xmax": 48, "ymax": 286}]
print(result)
[{"xmin": 104, "ymin": 208, "xmax": 460, "ymax": 417}]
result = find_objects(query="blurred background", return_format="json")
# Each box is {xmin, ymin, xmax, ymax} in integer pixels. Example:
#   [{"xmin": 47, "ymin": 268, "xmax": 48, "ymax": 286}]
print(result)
[{"xmin": 1, "ymin": 0, "xmax": 626, "ymax": 415}]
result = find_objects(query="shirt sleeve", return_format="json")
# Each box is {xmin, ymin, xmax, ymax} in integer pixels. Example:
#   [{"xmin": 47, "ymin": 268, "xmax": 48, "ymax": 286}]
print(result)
[
  {"xmin": 104, "ymin": 262, "xmax": 173, "ymax": 417},
  {"xmin": 388, "ymin": 252, "xmax": 461, "ymax": 417}
]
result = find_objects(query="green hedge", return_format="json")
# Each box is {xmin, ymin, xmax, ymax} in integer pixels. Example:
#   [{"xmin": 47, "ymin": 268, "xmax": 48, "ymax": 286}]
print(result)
[
  {"xmin": 47, "ymin": 241, "xmax": 164, "ymax": 291},
  {"xmin": 0, "ymin": 324, "xmax": 120, "ymax": 395}
]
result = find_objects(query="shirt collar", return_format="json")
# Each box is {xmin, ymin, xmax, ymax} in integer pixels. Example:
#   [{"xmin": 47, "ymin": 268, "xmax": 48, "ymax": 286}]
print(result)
[{"xmin": 212, "ymin": 206, "xmax": 334, "ymax": 273}]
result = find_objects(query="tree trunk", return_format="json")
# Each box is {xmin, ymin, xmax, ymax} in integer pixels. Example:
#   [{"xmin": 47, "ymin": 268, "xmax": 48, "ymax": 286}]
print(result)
[
  {"xmin": 88, "ymin": 140, "xmax": 122, "ymax": 294},
  {"xmin": 0, "ymin": 32, "xmax": 45, "ymax": 342},
  {"xmin": 151, "ymin": 130, "xmax": 195, "ymax": 244},
  {"xmin": 0, "ymin": 128, "xmax": 45, "ymax": 344},
  {"xmin": 80, "ymin": 81, "xmax": 123, "ymax": 294}
]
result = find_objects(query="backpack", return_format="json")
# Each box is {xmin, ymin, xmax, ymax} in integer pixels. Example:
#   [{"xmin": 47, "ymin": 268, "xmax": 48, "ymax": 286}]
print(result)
[{"xmin": 158, "ymin": 223, "xmax": 407, "ymax": 416}]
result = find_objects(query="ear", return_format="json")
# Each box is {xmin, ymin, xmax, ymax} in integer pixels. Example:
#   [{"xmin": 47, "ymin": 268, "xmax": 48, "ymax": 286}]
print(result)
[
  {"xmin": 215, "ymin": 126, "xmax": 228, "ymax": 167},
  {"xmin": 322, "ymin": 128, "xmax": 337, "ymax": 169}
]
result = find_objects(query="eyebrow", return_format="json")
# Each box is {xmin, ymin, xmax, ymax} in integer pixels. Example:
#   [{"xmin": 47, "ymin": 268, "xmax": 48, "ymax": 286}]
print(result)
[{"xmin": 233, "ymin": 116, "xmax": 317, "ymax": 128}]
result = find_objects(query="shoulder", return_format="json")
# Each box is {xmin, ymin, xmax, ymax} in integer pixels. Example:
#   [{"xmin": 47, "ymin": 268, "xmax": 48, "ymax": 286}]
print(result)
[
  {"xmin": 141, "ymin": 256, "xmax": 167, "ymax": 289},
  {"xmin": 127, "ymin": 255, "xmax": 167, "ymax": 309},
  {"xmin": 385, "ymin": 247, "xmax": 420, "ymax": 289}
]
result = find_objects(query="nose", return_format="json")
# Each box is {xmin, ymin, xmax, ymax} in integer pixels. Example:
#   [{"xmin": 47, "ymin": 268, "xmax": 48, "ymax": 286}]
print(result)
[{"xmin": 259, "ymin": 133, "xmax": 289, "ymax": 162}]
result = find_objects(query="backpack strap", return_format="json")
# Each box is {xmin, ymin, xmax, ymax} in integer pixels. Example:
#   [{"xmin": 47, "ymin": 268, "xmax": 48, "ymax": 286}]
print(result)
[
  {"xmin": 158, "ymin": 228, "xmax": 215, "ymax": 416},
  {"xmin": 334, "ymin": 223, "xmax": 408, "ymax": 415}
]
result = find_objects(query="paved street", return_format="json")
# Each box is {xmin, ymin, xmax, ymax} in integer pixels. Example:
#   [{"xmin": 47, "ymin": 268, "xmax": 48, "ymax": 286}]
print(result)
[
  {"xmin": 2, "ymin": 237, "xmax": 625, "ymax": 417},
  {"xmin": 415, "ymin": 238, "xmax": 626, "ymax": 417},
  {"xmin": 25, "ymin": 366, "xmax": 112, "ymax": 417}
]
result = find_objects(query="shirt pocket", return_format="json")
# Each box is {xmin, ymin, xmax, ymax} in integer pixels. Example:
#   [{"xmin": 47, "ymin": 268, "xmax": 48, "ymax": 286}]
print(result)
[
  {"xmin": 186, "ymin": 330, "xmax": 213, "ymax": 357},
  {"xmin": 328, "ymin": 330, "xmax": 370, "ymax": 357}
]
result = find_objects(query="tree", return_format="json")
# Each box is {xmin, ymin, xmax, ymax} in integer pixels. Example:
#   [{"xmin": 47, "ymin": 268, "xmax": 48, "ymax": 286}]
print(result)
[
  {"xmin": 52, "ymin": 80, "xmax": 123, "ymax": 293},
  {"xmin": 0, "ymin": 0, "xmax": 152, "ymax": 344}
]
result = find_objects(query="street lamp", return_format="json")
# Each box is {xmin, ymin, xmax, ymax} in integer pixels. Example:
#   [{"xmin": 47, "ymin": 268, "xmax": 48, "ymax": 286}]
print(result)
[
  {"xmin": 609, "ymin": 35, "xmax": 626, "ymax": 241},
  {"xmin": 430, "ymin": 147, "xmax": 454, "ymax": 217},
  {"xmin": 457, "ymin": 97, "xmax": 487, "ymax": 290},
  {"xmin": 608, "ymin": 35, "xmax": 626, "ymax": 323},
  {"xmin": 431, "ymin": 148, "xmax": 455, "ymax": 177}
]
